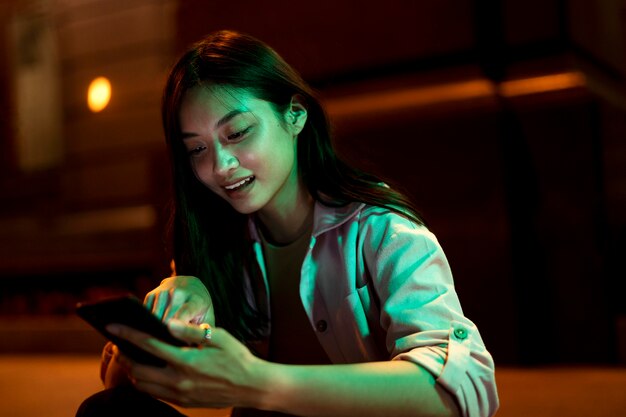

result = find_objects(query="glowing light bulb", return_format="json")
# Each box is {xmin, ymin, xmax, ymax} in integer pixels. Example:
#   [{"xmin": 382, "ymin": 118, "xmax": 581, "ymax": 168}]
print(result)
[{"xmin": 87, "ymin": 77, "xmax": 111, "ymax": 112}]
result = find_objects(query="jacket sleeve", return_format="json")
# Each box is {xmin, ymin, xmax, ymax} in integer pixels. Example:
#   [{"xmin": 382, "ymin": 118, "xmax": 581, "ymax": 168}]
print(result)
[{"xmin": 360, "ymin": 209, "xmax": 499, "ymax": 417}]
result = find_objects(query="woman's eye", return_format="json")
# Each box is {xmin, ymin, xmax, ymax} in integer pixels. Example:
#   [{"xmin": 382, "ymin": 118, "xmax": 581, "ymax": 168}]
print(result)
[
  {"xmin": 227, "ymin": 126, "xmax": 251, "ymax": 141},
  {"xmin": 187, "ymin": 145, "xmax": 206, "ymax": 156}
]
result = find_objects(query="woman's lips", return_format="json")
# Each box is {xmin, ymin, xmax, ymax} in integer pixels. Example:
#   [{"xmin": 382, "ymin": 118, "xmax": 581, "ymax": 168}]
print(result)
[{"xmin": 223, "ymin": 176, "xmax": 255, "ymax": 191}]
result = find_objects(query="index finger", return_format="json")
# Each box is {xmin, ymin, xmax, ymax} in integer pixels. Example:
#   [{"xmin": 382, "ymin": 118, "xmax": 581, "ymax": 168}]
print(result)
[
  {"xmin": 143, "ymin": 292, "xmax": 155, "ymax": 312},
  {"xmin": 162, "ymin": 290, "xmax": 188, "ymax": 322}
]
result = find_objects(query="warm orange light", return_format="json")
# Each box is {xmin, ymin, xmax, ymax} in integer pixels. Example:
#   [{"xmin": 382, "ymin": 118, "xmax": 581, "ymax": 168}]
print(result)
[
  {"xmin": 323, "ymin": 71, "xmax": 587, "ymax": 119},
  {"xmin": 500, "ymin": 72, "xmax": 586, "ymax": 97},
  {"xmin": 324, "ymin": 80, "xmax": 494, "ymax": 118},
  {"xmin": 87, "ymin": 77, "xmax": 111, "ymax": 112}
]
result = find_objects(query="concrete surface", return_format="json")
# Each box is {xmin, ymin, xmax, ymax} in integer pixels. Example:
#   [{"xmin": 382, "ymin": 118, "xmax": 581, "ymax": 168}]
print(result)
[{"xmin": 0, "ymin": 354, "xmax": 624, "ymax": 416}]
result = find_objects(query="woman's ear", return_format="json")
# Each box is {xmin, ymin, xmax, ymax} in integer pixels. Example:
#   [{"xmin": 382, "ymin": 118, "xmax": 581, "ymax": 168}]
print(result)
[{"xmin": 286, "ymin": 94, "xmax": 308, "ymax": 136}]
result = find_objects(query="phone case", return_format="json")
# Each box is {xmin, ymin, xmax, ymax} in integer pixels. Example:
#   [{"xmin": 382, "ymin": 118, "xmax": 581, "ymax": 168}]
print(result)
[{"xmin": 76, "ymin": 294, "xmax": 186, "ymax": 367}]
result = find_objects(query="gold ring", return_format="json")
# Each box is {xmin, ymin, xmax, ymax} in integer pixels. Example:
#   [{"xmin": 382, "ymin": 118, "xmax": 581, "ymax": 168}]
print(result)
[{"xmin": 199, "ymin": 323, "xmax": 212, "ymax": 344}]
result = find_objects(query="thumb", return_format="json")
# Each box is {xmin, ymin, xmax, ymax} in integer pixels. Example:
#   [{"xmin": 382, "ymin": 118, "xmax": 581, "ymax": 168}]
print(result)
[
  {"xmin": 173, "ymin": 295, "xmax": 214, "ymax": 326},
  {"xmin": 173, "ymin": 302, "xmax": 203, "ymax": 323},
  {"xmin": 203, "ymin": 303, "xmax": 215, "ymax": 327}
]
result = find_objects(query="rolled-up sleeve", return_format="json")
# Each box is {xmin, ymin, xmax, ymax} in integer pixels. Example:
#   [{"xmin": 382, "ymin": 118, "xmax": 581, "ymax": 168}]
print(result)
[{"xmin": 361, "ymin": 209, "xmax": 499, "ymax": 417}]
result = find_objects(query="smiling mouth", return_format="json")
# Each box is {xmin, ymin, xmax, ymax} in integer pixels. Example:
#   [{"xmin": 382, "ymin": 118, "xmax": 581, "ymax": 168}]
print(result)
[{"xmin": 224, "ymin": 176, "xmax": 255, "ymax": 191}]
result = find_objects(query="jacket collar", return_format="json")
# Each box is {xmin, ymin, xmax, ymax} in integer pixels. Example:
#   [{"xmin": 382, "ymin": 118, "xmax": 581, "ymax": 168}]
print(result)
[
  {"xmin": 312, "ymin": 200, "xmax": 364, "ymax": 237},
  {"xmin": 247, "ymin": 200, "xmax": 365, "ymax": 243}
]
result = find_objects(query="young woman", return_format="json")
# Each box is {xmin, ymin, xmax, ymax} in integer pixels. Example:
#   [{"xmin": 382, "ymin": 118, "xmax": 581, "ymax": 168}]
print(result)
[{"xmin": 78, "ymin": 30, "xmax": 499, "ymax": 417}]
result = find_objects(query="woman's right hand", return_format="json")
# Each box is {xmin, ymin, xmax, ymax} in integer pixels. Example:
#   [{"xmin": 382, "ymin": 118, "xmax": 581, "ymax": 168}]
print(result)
[{"xmin": 143, "ymin": 276, "xmax": 215, "ymax": 327}]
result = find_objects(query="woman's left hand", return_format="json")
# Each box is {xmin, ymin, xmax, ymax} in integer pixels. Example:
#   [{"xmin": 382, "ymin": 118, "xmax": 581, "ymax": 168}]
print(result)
[{"xmin": 106, "ymin": 320, "xmax": 268, "ymax": 409}]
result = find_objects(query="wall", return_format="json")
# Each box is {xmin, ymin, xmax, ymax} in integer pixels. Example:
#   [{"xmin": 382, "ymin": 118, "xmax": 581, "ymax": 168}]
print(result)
[{"xmin": 0, "ymin": 0, "xmax": 625, "ymax": 364}]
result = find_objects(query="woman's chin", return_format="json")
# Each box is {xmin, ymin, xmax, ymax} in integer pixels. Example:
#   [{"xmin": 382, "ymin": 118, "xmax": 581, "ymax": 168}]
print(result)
[{"xmin": 227, "ymin": 199, "xmax": 262, "ymax": 215}]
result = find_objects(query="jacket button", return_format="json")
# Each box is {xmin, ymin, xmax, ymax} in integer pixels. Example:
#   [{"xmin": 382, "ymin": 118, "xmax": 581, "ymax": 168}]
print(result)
[
  {"xmin": 315, "ymin": 320, "xmax": 327, "ymax": 332},
  {"xmin": 454, "ymin": 327, "xmax": 468, "ymax": 340}
]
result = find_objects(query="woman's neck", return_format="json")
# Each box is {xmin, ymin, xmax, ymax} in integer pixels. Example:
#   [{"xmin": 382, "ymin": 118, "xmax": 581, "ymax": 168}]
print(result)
[{"xmin": 257, "ymin": 181, "xmax": 314, "ymax": 246}]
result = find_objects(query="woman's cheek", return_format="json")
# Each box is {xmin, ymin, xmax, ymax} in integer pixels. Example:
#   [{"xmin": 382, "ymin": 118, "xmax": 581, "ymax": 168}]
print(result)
[
  {"xmin": 238, "ymin": 150, "xmax": 259, "ymax": 171},
  {"xmin": 192, "ymin": 163, "xmax": 220, "ymax": 192}
]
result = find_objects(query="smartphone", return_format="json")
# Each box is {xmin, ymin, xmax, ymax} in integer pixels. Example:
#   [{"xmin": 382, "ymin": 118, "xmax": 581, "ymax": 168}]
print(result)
[{"xmin": 76, "ymin": 294, "xmax": 187, "ymax": 367}]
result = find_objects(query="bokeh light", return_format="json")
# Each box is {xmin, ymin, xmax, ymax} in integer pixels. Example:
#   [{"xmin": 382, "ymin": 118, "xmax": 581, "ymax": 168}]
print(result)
[{"xmin": 87, "ymin": 77, "xmax": 111, "ymax": 112}]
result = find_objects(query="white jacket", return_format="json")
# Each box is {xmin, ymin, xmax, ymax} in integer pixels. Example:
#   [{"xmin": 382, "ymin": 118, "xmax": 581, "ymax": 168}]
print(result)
[{"xmin": 246, "ymin": 201, "xmax": 499, "ymax": 417}]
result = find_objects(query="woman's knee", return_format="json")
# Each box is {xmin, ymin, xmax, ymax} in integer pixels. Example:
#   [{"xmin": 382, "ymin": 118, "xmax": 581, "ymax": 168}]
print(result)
[{"xmin": 76, "ymin": 386, "xmax": 186, "ymax": 417}]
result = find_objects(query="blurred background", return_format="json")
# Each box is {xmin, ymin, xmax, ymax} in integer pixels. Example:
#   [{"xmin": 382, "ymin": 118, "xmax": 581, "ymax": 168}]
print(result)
[{"xmin": 0, "ymin": 0, "xmax": 625, "ymax": 416}]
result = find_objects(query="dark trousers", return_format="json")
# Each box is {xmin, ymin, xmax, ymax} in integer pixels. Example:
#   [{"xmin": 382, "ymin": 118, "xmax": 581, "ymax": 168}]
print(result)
[
  {"xmin": 76, "ymin": 387, "xmax": 294, "ymax": 416},
  {"xmin": 76, "ymin": 386, "xmax": 187, "ymax": 417}
]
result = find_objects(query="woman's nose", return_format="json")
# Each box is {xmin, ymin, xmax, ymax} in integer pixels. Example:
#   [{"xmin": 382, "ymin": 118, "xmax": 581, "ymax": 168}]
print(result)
[{"xmin": 213, "ymin": 146, "xmax": 239, "ymax": 176}]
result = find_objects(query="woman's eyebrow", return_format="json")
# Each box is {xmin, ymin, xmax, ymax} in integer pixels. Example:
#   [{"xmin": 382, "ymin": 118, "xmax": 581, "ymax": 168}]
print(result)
[
  {"xmin": 181, "ymin": 109, "xmax": 251, "ymax": 140},
  {"xmin": 181, "ymin": 132, "xmax": 200, "ymax": 140},
  {"xmin": 215, "ymin": 109, "xmax": 250, "ymax": 128}
]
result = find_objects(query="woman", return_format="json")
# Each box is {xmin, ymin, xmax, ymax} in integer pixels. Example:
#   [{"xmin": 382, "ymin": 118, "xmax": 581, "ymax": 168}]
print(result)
[{"xmin": 78, "ymin": 30, "xmax": 498, "ymax": 417}]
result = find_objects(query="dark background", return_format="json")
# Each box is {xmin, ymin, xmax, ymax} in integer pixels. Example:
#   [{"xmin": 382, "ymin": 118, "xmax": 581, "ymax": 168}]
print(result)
[{"xmin": 0, "ymin": 0, "xmax": 625, "ymax": 366}]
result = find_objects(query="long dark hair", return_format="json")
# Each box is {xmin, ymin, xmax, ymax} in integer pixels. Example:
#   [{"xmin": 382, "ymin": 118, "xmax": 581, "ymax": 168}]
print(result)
[{"xmin": 162, "ymin": 30, "xmax": 423, "ymax": 341}]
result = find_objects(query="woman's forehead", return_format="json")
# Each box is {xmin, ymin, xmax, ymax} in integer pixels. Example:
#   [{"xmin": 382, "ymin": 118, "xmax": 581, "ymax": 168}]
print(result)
[
  {"xmin": 178, "ymin": 85, "xmax": 273, "ymax": 130},
  {"xmin": 184, "ymin": 85, "xmax": 255, "ymax": 111}
]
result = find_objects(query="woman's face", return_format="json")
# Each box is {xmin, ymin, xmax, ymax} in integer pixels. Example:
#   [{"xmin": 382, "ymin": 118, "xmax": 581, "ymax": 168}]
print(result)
[{"xmin": 178, "ymin": 85, "xmax": 304, "ymax": 217}]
